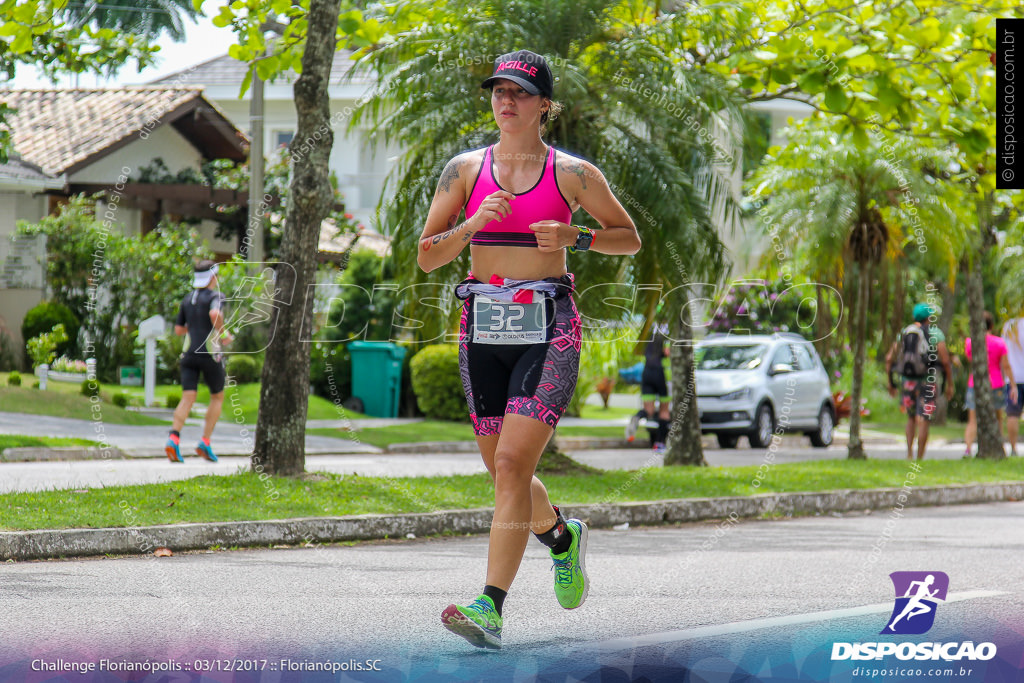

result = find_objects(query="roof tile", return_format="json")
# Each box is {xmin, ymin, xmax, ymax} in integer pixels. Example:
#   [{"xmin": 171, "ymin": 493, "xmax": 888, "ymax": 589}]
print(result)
[{"xmin": 0, "ymin": 87, "xmax": 210, "ymax": 175}]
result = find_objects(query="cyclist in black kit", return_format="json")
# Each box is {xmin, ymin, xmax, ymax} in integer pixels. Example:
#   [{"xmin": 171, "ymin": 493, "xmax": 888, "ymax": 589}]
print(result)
[{"xmin": 165, "ymin": 260, "xmax": 233, "ymax": 463}]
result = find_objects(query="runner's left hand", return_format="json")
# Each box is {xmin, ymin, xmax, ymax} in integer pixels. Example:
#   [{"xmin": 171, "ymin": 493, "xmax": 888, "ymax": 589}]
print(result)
[{"xmin": 529, "ymin": 221, "xmax": 575, "ymax": 252}]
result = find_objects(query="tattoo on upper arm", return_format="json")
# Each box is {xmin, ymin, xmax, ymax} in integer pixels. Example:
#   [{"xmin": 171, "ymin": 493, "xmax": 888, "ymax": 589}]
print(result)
[
  {"xmin": 559, "ymin": 160, "xmax": 589, "ymax": 190},
  {"xmin": 437, "ymin": 160, "xmax": 463, "ymax": 194}
]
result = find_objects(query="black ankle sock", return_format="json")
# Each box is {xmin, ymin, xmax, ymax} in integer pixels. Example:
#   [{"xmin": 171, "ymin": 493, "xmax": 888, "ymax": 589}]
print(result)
[
  {"xmin": 483, "ymin": 585, "xmax": 507, "ymax": 616},
  {"xmin": 169, "ymin": 430, "xmax": 180, "ymax": 439},
  {"xmin": 534, "ymin": 506, "xmax": 572, "ymax": 555},
  {"xmin": 658, "ymin": 419, "xmax": 671, "ymax": 443}
]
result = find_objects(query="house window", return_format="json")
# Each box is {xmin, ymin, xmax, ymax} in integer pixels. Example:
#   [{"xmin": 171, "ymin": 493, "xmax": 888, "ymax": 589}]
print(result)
[{"xmin": 274, "ymin": 130, "xmax": 294, "ymax": 149}]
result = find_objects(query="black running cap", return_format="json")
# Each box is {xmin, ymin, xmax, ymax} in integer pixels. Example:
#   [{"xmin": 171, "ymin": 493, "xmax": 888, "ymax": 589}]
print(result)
[{"xmin": 481, "ymin": 50, "xmax": 553, "ymax": 98}]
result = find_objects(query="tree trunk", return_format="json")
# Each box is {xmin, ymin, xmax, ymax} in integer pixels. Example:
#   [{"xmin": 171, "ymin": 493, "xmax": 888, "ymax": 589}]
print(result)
[
  {"xmin": 847, "ymin": 261, "xmax": 871, "ymax": 459},
  {"xmin": 252, "ymin": 0, "xmax": 341, "ymax": 476},
  {"xmin": 966, "ymin": 237, "xmax": 1004, "ymax": 460},
  {"xmin": 931, "ymin": 278, "xmax": 957, "ymax": 425},
  {"xmin": 664, "ymin": 284, "xmax": 706, "ymax": 466}
]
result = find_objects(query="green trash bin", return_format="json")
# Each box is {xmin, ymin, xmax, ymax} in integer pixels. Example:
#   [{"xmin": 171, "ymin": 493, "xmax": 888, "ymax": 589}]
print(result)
[{"xmin": 348, "ymin": 341, "xmax": 407, "ymax": 417}]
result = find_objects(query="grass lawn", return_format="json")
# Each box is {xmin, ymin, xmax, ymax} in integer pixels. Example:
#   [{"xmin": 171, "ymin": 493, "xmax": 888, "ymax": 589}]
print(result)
[
  {"xmin": 308, "ymin": 423, "xmax": 629, "ymax": 449},
  {"xmin": 860, "ymin": 421, "xmax": 966, "ymax": 443},
  {"xmin": 578, "ymin": 403, "xmax": 638, "ymax": 420},
  {"xmin": 3, "ymin": 458, "xmax": 1023, "ymax": 531},
  {"xmin": 0, "ymin": 386, "xmax": 167, "ymax": 426},
  {"xmin": 309, "ymin": 422, "xmax": 476, "ymax": 449},
  {"xmin": 0, "ymin": 374, "xmax": 364, "ymax": 425},
  {"xmin": 0, "ymin": 435, "xmax": 101, "ymax": 450}
]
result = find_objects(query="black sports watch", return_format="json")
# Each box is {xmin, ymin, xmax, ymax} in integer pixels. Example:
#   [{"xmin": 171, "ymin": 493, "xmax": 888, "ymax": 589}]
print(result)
[{"xmin": 569, "ymin": 225, "xmax": 594, "ymax": 253}]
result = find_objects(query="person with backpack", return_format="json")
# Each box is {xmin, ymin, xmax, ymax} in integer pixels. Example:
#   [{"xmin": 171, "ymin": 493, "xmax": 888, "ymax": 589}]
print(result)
[
  {"xmin": 963, "ymin": 311, "xmax": 1018, "ymax": 457},
  {"xmin": 885, "ymin": 303, "xmax": 953, "ymax": 460}
]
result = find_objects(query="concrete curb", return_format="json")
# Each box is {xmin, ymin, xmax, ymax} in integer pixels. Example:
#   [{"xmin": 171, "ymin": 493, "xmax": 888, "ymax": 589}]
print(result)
[
  {"xmin": 2, "ymin": 482, "xmax": 1021, "ymax": 562},
  {"xmin": 0, "ymin": 447, "xmax": 128, "ymax": 462}
]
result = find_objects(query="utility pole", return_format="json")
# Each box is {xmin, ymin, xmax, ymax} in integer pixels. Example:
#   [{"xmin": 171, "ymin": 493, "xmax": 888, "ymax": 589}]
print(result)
[{"xmin": 247, "ymin": 69, "xmax": 265, "ymax": 262}]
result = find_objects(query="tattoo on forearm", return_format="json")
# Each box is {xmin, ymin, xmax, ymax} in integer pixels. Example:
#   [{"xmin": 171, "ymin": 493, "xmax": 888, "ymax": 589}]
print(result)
[
  {"xmin": 438, "ymin": 160, "xmax": 462, "ymax": 194},
  {"xmin": 421, "ymin": 216, "xmax": 474, "ymax": 251}
]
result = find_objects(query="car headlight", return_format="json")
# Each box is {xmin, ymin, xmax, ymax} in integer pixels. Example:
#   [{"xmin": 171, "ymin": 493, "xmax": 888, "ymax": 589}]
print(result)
[{"xmin": 719, "ymin": 387, "xmax": 751, "ymax": 401}]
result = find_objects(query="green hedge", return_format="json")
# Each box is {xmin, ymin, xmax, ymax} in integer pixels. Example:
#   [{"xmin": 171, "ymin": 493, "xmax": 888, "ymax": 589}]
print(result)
[
  {"xmin": 409, "ymin": 344, "xmax": 468, "ymax": 422},
  {"xmin": 22, "ymin": 301, "xmax": 78, "ymax": 361},
  {"xmin": 226, "ymin": 354, "xmax": 261, "ymax": 384}
]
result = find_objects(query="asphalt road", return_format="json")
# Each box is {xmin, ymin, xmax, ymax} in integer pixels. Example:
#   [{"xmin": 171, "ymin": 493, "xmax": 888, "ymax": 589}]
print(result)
[{"xmin": 1, "ymin": 502, "xmax": 1021, "ymax": 682}]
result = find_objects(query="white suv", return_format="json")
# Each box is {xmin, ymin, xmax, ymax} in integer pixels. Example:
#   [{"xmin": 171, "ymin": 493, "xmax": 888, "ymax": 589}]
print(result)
[{"xmin": 694, "ymin": 333, "xmax": 835, "ymax": 449}]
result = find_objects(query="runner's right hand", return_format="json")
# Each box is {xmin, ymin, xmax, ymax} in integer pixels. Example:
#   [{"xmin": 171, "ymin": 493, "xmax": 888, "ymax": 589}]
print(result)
[{"xmin": 469, "ymin": 190, "xmax": 514, "ymax": 228}]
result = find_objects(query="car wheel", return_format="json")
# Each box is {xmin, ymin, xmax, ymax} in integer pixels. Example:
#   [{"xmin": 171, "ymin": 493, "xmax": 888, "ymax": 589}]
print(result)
[
  {"xmin": 716, "ymin": 433, "xmax": 740, "ymax": 449},
  {"xmin": 748, "ymin": 403, "xmax": 775, "ymax": 448},
  {"xmin": 809, "ymin": 404, "xmax": 835, "ymax": 448}
]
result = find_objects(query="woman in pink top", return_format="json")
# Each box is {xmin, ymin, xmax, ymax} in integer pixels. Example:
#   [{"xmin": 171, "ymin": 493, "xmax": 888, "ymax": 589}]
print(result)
[
  {"xmin": 964, "ymin": 311, "xmax": 1019, "ymax": 456},
  {"xmin": 417, "ymin": 50, "xmax": 640, "ymax": 649}
]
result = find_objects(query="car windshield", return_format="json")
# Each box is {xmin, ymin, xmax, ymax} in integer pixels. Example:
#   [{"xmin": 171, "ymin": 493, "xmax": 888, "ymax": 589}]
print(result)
[{"xmin": 695, "ymin": 344, "xmax": 766, "ymax": 370}]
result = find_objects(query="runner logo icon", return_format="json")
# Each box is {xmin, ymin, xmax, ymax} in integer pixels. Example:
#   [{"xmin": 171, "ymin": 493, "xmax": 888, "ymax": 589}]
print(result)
[{"xmin": 881, "ymin": 571, "xmax": 949, "ymax": 635}]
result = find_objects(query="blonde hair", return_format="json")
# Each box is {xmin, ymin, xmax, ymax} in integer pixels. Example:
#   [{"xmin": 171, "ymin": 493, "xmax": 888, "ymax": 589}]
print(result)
[{"xmin": 541, "ymin": 100, "xmax": 563, "ymax": 133}]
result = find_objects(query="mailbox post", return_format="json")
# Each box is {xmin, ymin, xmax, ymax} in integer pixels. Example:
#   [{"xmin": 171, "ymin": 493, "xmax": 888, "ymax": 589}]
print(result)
[{"xmin": 138, "ymin": 315, "xmax": 165, "ymax": 407}]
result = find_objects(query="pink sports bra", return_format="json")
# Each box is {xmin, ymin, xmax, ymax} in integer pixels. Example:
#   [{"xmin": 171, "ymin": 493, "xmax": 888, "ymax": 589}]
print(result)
[{"xmin": 466, "ymin": 145, "xmax": 573, "ymax": 247}]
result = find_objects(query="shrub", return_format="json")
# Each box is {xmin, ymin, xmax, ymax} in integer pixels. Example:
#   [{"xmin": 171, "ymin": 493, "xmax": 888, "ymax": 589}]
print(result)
[
  {"xmin": 112, "ymin": 392, "xmax": 129, "ymax": 408},
  {"xmin": 26, "ymin": 324, "xmax": 69, "ymax": 368},
  {"xmin": 80, "ymin": 378, "xmax": 100, "ymax": 398},
  {"xmin": 0, "ymin": 329, "xmax": 18, "ymax": 371},
  {"xmin": 7, "ymin": 371, "xmax": 21, "ymax": 386},
  {"xmin": 409, "ymin": 344, "xmax": 467, "ymax": 422},
  {"xmin": 22, "ymin": 301, "xmax": 78, "ymax": 360},
  {"xmin": 310, "ymin": 342, "xmax": 351, "ymax": 402},
  {"xmin": 166, "ymin": 392, "xmax": 181, "ymax": 409},
  {"xmin": 157, "ymin": 329, "xmax": 182, "ymax": 384},
  {"xmin": 226, "ymin": 354, "xmax": 261, "ymax": 384}
]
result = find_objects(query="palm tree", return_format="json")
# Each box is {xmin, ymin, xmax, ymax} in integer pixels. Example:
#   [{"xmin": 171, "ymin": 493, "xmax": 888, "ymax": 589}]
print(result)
[
  {"xmin": 350, "ymin": 0, "xmax": 747, "ymax": 466},
  {"xmin": 61, "ymin": 0, "xmax": 200, "ymax": 41},
  {"xmin": 750, "ymin": 119, "xmax": 962, "ymax": 459},
  {"xmin": 350, "ymin": 0, "xmax": 745, "ymax": 466}
]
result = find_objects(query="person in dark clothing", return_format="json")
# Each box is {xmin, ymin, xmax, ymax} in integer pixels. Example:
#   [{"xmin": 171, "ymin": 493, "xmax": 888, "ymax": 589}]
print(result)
[
  {"xmin": 641, "ymin": 324, "xmax": 671, "ymax": 451},
  {"xmin": 165, "ymin": 260, "xmax": 233, "ymax": 463}
]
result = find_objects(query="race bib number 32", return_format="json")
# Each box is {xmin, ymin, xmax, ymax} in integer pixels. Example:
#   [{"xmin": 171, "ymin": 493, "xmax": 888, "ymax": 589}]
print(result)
[{"xmin": 472, "ymin": 296, "xmax": 547, "ymax": 344}]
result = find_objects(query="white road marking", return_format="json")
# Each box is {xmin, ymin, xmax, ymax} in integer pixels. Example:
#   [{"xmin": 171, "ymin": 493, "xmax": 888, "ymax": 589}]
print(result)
[{"xmin": 596, "ymin": 590, "xmax": 1007, "ymax": 651}]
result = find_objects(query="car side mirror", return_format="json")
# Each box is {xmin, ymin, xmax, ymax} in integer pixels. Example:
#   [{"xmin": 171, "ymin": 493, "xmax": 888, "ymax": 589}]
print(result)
[{"xmin": 769, "ymin": 363, "xmax": 794, "ymax": 376}]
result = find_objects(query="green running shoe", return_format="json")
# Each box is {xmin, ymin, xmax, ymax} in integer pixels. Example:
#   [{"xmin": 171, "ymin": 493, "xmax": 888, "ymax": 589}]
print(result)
[
  {"xmin": 551, "ymin": 518, "xmax": 589, "ymax": 609},
  {"xmin": 441, "ymin": 595, "xmax": 502, "ymax": 649}
]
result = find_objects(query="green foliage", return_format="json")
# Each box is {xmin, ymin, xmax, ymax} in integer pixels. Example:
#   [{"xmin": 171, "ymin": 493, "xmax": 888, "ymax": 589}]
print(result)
[
  {"xmin": 26, "ymin": 324, "xmax": 68, "ymax": 368},
  {"xmin": 112, "ymin": 392, "xmax": 130, "ymax": 408},
  {"xmin": 18, "ymin": 196, "xmax": 212, "ymax": 382},
  {"xmin": 567, "ymin": 324, "xmax": 642, "ymax": 417},
  {"xmin": 352, "ymin": 0, "xmax": 741, "ymax": 335},
  {"xmin": 409, "ymin": 344, "xmax": 467, "ymax": 422},
  {"xmin": 165, "ymin": 392, "xmax": 181, "ymax": 410},
  {"xmin": 0, "ymin": 2, "xmax": 162, "ymax": 145},
  {"xmin": 80, "ymin": 378, "xmax": 100, "ymax": 398},
  {"xmin": 156, "ymin": 330, "xmax": 182, "ymax": 384},
  {"xmin": 325, "ymin": 249, "xmax": 397, "ymax": 343},
  {"xmin": 6, "ymin": 371, "xmax": 21, "ymax": 387},
  {"xmin": 0, "ymin": 328, "xmax": 18, "ymax": 371},
  {"xmin": 708, "ymin": 279, "xmax": 822, "ymax": 337},
  {"xmin": 22, "ymin": 301, "xmax": 78, "ymax": 360},
  {"xmin": 309, "ymin": 342, "xmax": 352, "ymax": 402},
  {"xmin": 226, "ymin": 355, "xmax": 261, "ymax": 384}
]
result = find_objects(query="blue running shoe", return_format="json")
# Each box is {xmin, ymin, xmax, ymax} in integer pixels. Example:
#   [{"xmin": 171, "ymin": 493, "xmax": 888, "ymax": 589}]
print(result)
[
  {"xmin": 196, "ymin": 440, "xmax": 218, "ymax": 462},
  {"xmin": 442, "ymin": 595, "xmax": 502, "ymax": 649},
  {"xmin": 165, "ymin": 438, "xmax": 183, "ymax": 463}
]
